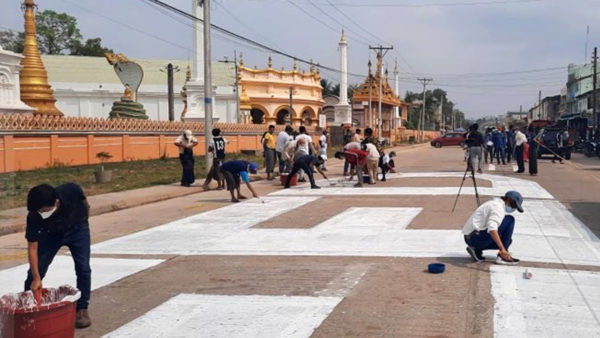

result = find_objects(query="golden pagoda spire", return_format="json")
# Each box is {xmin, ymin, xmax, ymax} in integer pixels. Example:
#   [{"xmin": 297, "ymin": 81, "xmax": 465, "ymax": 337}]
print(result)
[
  {"xmin": 19, "ymin": 0, "xmax": 62, "ymax": 116},
  {"xmin": 267, "ymin": 55, "xmax": 273, "ymax": 68}
]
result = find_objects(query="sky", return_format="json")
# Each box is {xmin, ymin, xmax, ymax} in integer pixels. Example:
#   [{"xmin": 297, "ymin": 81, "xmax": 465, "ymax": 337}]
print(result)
[{"xmin": 1, "ymin": 0, "xmax": 600, "ymax": 119}]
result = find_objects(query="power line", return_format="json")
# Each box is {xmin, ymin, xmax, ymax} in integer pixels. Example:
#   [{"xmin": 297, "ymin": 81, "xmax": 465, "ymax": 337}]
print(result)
[
  {"xmin": 312, "ymin": 0, "xmax": 545, "ymax": 8},
  {"xmin": 305, "ymin": 0, "xmax": 375, "ymax": 46}
]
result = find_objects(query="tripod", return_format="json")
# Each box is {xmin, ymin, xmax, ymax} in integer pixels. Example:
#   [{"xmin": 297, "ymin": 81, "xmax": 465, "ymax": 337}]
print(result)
[{"xmin": 452, "ymin": 160, "xmax": 481, "ymax": 213}]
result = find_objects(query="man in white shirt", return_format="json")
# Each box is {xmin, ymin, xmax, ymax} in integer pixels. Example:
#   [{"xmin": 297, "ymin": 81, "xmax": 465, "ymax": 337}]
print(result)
[
  {"xmin": 319, "ymin": 130, "xmax": 328, "ymax": 171},
  {"xmin": 364, "ymin": 142, "xmax": 380, "ymax": 184},
  {"xmin": 462, "ymin": 191, "xmax": 524, "ymax": 265},
  {"xmin": 514, "ymin": 128, "xmax": 528, "ymax": 173},
  {"xmin": 276, "ymin": 126, "xmax": 293, "ymax": 174}
]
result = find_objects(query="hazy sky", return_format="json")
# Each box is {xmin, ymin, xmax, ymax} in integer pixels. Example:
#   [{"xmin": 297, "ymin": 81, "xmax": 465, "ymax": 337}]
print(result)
[{"xmin": 2, "ymin": 0, "xmax": 599, "ymax": 118}]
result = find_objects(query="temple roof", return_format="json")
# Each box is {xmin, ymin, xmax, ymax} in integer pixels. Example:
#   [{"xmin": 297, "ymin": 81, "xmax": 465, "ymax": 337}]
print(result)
[{"xmin": 353, "ymin": 52, "xmax": 401, "ymax": 107}]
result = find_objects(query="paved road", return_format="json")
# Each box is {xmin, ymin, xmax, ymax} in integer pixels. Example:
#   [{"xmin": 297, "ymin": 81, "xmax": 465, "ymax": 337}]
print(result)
[{"xmin": 1, "ymin": 144, "xmax": 600, "ymax": 337}]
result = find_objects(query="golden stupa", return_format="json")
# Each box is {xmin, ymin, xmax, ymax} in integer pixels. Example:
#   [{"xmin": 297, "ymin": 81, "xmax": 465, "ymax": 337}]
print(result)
[{"xmin": 19, "ymin": 0, "xmax": 62, "ymax": 116}]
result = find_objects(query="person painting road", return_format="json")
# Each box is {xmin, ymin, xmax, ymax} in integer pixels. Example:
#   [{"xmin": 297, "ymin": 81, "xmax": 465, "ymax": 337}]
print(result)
[
  {"xmin": 462, "ymin": 191, "xmax": 524, "ymax": 265},
  {"xmin": 284, "ymin": 154, "xmax": 328, "ymax": 189},
  {"xmin": 25, "ymin": 183, "xmax": 92, "ymax": 328},
  {"xmin": 220, "ymin": 160, "xmax": 259, "ymax": 203}
]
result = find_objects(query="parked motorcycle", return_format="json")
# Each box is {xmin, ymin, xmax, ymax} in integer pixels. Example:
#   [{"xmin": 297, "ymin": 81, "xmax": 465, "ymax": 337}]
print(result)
[
  {"xmin": 574, "ymin": 137, "xmax": 587, "ymax": 153},
  {"xmin": 584, "ymin": 140, "xmax": 598, "ymax": 158}
]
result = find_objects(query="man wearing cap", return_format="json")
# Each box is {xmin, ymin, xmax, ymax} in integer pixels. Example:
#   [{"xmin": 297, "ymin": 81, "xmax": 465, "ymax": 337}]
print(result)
[
  {"xmin": 462, "ymin": 191, "xmax": 524, "ymax": 265},
  {"xmin": 284, "ymin": 154, "xmax": 328, "ymax": 189},
  {"xmin": 220, "ymin": 160, "xmax": 259, "ymax": 203}
]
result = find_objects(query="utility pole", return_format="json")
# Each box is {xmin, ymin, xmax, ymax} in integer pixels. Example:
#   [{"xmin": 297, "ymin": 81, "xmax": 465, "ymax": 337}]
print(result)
[
  {"xmin": 417, "ymin": 78, "xmax": 433, "ymax": 142},
  {"xmin": 370, "ymin": 45, "xmax": 393, "ymax": 140},
  {"xmin": 218, "ymin": 51, "xmax": 239, "ymax": 122},
  {"xmin": 160, "ymin": 63, "xmax": 180, "ymax": 121},
  {"xmin": 202, "ymin": 0, "xmax": 213, "ymax": 174},
  {"xmin": 289, "ymin": 85, "xmax": 293, "ymax": 125},
  {"xmin": 368, "ymin": 72, "xmax": 372, "ymax": 127},
  {"xmin": 538, "ymin": 90, "xmax": 542, "ymax": 120},
  {"xmin": 593, "ymin": 47, "xmax": 598, "ymax": 133}
]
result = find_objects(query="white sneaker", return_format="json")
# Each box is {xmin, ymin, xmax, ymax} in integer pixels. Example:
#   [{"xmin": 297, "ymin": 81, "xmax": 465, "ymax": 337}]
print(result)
[{"xmin": 495, "ymin": 254, "xmax": 520, "ymax": 265}]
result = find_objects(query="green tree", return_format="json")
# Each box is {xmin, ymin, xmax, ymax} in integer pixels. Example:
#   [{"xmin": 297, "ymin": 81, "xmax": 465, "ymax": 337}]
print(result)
[
  {"xmin": 36, "ymin": 10, "xmax": 82, "ymax": 54},
  {"xmin": 0, "ymin": 10, "xmax": 111, "ymax": 56},
  {"xmin": 320, "ymin": 79, "xmax": 335, "ymax": 97},
  {"xmin": 70, "ymin": 38, "xmax": 113, "ymax": 56}
]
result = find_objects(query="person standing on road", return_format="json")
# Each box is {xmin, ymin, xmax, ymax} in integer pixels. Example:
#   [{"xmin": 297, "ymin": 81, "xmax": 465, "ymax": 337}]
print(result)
[
  {"xmin": 25, "ymin": 183, "xmax": 92, "ymax": 328},
  {"xmin": 484, "ymin": 128, "xmax": 494, "ymax": 164},
  {"xmin": 174, "ymin": 130, "xmax": 198, "ymax": 187},
  {"xmin": 492, "ymin": 128, "xmax": 506, "ymax": 165},
  {"xmin": 514, "ymin": 127, "xmax": 527, "ymax": 173},
  {"xmin": 319, "ymin": 130, "xmax": 329, "ymax": 171},
  {"xmin": 284, "ymin": 154, "xmax": 328, "ymax": 189},
  {"xmin": 506, "ymin": 125, "xmax": 516, "ymax": 163},
  {"xmin": 202, "ymin": 128, "xmax": 227, "ymax": 190},
  {"xmin": 463, "ymin": 190, "xmax": 524, "ymax": 265},
  {"xmin": 276, "ymin": 125, "xmax": 293, "ymax": 174},
  {"xmin": 527, "ymin": 125, "xmax": 538, "ymax": 176},
  {"xmin": 552, "ymin": 131, "xmax": 565, "ymax": 164},
  {"xmin": 263, "ymin": 125, "xmax": 277, "ymax": 180},
  {"xmin": 343, "ymin": 128, "xmax": 353, "ymax": 175},
  {"xmin": 466, "ymin": 124, "xmax": 484, "ymax": 173},
  {"xmin": 220, "ymin": 160, "xmax": 259, "ymax": 202}
]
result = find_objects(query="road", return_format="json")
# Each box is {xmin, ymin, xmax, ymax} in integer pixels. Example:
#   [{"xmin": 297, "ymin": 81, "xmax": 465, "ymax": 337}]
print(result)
[{"xmin": 1, "ymin": 144, "xmax": 599, "ymax": 337}]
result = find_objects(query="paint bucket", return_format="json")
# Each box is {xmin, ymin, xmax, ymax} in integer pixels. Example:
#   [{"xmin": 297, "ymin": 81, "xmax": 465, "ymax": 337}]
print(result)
[
  {"xmin": 427, "ymin": 263, "xmax": 445, "ymax": 274},
  {"xmin": 362, "ymin": 175, "xmax": 371, "ymax": 184},
  {"xmin": 280, "ymin": 173, "xmax": 298, "ymax": 186},
  {"xmin": 0, "ymin": 285, "xmax": 81, "ymax": 338}
]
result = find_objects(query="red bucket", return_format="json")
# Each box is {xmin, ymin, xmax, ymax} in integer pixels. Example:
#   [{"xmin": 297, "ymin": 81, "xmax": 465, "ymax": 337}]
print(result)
[
  {"xmin": 280, "ymin": 173, "xmax": 298, "ymax": 186},
  {"xmin": 0, "ymin": 285, "xmax": 81, "ymax": 338}
]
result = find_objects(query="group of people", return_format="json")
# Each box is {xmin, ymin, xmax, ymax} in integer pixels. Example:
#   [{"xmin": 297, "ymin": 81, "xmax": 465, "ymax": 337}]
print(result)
[
  {"xmin": 335, "ymin": 127, "xmax": 396, "ymax": 187},
  {"xmin": 465, "ymin": 124, "xmax": 539, "ymax": 176}
]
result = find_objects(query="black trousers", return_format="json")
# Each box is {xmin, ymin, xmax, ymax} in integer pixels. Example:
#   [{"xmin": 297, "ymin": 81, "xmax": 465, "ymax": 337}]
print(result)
[
  {"xmin": 179, "ymin": 150, "xmax": 195, "ymax": 185},
  {"xmin": 529, "ymin": 143, "xmax": 538, "ymax": 174},
  {"xmin": 286, "ymin": 161, "xmax": 315, "ymax": 188},
  {"xmin": 515, "ymin": 144, "xmax": 524, "ymax": 172}
]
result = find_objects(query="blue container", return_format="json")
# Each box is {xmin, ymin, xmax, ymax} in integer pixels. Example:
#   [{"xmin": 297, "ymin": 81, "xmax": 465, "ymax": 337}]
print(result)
[
  {"xmin": 428, "ymin": 263, "xmax": 445, "ymax": 274},
  {"xmin": 362, "ymin": 175, "xmax": 371, "ymax": 184}
]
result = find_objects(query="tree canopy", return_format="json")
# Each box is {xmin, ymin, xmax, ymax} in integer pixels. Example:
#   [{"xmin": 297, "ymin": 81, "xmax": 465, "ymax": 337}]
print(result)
[
  {"xmin": 0, "ymin": 10, "xmax": 112, "ymax": 56},
  {"xmin": 404, "ymin": 88, "xmax": 468, "ymax": 131}
]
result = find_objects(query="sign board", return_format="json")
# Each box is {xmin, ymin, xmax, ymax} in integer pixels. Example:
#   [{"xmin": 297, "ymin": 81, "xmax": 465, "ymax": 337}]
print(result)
[{"xmin": 319, "ymin": 114, "xmax": 327, "ymax": 127}]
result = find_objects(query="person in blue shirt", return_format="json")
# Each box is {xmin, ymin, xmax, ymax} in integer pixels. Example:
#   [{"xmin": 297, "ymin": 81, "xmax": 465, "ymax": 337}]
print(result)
[
  {"xmin": 492, "ymin": 129, "xmax": 506, "ymax": 165},
  {"xmin": 220, "ymin": 160, "xmax": 259, "ymax": 202},
  {"xmin": 506, "ymin": 125, "xmax": 516, "ymax": 163},
  {"xmin": 484, "ymin": 128, "xmax": 494, "ymax": 164},
  {"xmin": 24, "ymin": 183, "xmax": 92, "ymax": 328}
]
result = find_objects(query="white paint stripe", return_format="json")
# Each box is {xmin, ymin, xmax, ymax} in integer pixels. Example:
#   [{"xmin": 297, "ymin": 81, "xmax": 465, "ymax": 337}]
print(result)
[
  {"xmin": 91, "ymin": 201, "xmax": 600, "ymax": 266},
  {"xmin": 103, "ymin": 294, "xmax": 342, "ymax": 338},
  {"xmin": 273, "ymin": 172, "xmax": 554, "ymax": 200},
  {"xmin": 491, "ymin": 266, "xmax": 600, "ymax": 337},
  {"xmin": 0, "ymin": 257, "xmax": 164, "ymax": 295},
  {"xmin": 488, "ymin": 164, "xmax": 496, "ymax": 171}
]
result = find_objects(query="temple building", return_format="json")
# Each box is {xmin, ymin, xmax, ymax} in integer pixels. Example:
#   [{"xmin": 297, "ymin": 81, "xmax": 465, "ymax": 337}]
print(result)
[
  {"xmin": 352, "ymin": 53, "xmax": 408, "ymax": 140},
  {"xmin": 238, "ymin": 56, "xmax": 323, "ymax": 126}
]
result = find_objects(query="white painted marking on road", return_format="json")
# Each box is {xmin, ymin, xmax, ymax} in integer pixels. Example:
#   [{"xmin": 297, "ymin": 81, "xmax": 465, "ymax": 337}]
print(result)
[
  {"xmin": 491, "ymin": 266, "xmax": 600, "ymax": 337},
  {"xmin": 488, "ymin": 164, "xmax": 496, "ymax": 171},
  {"xmin": 273, "ymin": 172, "xmax": 554, "ymax": 199},
  {"xmin": 0, "ymin": 257, "xmax": 164, "ymax": 294},
  {"xmin": 92, "ymin": 200, "xmax": 600, "ymax": 266},
  {"xmin": 103, "ymin": 294, "xmax": 342, "ymax": 338}
]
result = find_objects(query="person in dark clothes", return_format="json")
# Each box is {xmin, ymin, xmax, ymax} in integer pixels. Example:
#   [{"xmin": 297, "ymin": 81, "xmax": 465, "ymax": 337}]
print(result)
[
  {"xmin": 492, "ymin": 129, "xmax": 506, "ymax": 165},
  {"xmin": 514, "ymin": 127, "xmax": 527, "ymax": 173},
  {"xmin": 174, "ymin": 130, "xmax": 198, "ymax": 187},
  {"xmin": 466, "ymin": 124, "xmax": 484, "ymax": 173},
  {"xmin": 203, "ymin": 128, "xmax": 227, "ymax": 190},
  {"xmin": 528, "ymin": 125, "xmax": 538, "ymax": 176},
  {"xmin": 284, "ymin": 154, "xmax": 328, "ymax": 189},
  {"xmin": 24, "ymin": 183, "xmax": 92, "ymax": 328},
  {"xmin": 220, "ymin": 160, "xmax": 259, "ymax": 202}
]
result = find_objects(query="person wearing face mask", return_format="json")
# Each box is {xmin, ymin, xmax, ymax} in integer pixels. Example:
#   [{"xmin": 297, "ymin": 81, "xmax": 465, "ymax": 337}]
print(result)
[
  {"xmin": 462, "ymin": 191, "xmax": 524, "ymax": 265},
  {"xmin": 24, "ymin": 183, "xmax": 92, "ymax": 328}
]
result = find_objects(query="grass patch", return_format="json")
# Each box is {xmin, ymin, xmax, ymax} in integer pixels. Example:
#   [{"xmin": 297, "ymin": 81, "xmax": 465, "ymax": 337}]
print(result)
[{"xmin": 0, "ymin": 153, "xmax": 263, "ymax": 211}]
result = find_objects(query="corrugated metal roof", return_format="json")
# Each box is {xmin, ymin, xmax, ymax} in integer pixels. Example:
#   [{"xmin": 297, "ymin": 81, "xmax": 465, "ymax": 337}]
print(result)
[{"xmin": 41, "ymin": 55, "xmax": 235, "ymax": 87}]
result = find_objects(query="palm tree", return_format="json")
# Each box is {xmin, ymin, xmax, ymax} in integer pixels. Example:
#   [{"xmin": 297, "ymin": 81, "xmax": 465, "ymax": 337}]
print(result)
[{"xmin": 320, "ymin": 79, "xmax": 334, "ymax": 97}]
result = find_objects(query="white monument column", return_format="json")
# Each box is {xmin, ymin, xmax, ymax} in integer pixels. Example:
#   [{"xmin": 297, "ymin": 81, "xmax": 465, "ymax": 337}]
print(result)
[
  {"xmin": 0, "ymin": 45, "xmax": 34, "ymax": 114},
  {"xmin": 393, "ymin": 59, "xmax": 400, "ymax": 128},
  {"xmin": 334, "ymin": 30, "xmax": 351, "ymax": 125},
  {"xmin": 185, "ymin": 0, "xmax": 216, "ymax": 122}
]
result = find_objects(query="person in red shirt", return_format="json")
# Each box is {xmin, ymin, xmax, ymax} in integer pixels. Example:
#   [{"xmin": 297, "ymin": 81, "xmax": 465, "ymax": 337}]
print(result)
[{"xmin": 335, "ymin": 145, "xmax": 368, "ymax": 187}]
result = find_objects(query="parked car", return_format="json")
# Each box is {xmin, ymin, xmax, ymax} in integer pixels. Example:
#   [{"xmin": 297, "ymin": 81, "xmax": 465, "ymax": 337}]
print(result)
[
  {"xmin": 430, "ymin": 132, "xmax": 466, "ymax": 148},
  {"xmin": 536, "ymin": 127, "xmax": 572, "ymax": 160}
]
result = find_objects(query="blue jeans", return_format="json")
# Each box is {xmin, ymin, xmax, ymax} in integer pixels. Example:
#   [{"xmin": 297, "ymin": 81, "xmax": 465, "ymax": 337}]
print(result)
[
  {"xmin": 25, "ymin": 222, "xmax": 91, "ymax": 310},
  {"xmin": 464, "ymin": 215, "xmax": 515, "ymax": 251}
]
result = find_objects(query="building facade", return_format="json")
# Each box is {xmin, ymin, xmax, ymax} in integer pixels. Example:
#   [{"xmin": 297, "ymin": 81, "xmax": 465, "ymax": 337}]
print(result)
[
  {"xmin": 238, "ymin": 57, "xmax": 323, "ymax": 126},
  {"xmin": 566, "ymin": 62, "xmax": 599, "ymax": 117}
]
